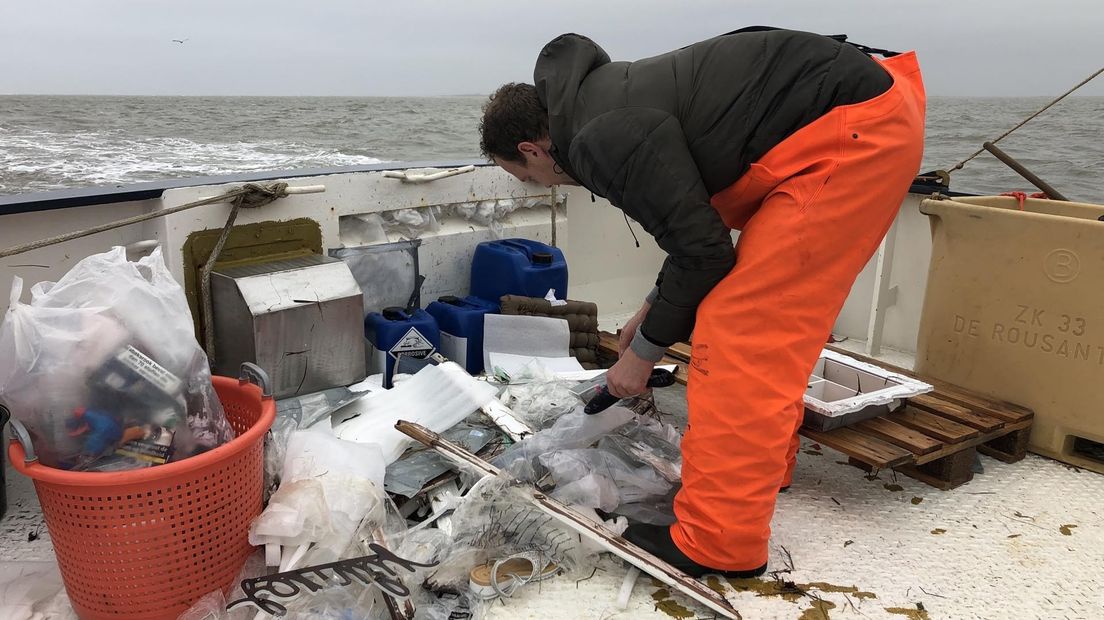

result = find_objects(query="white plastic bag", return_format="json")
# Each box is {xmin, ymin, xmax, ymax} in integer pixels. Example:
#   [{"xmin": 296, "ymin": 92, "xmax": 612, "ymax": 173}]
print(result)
[{"xmin": 0, "ymin": 246, "xmax": 234, "ymax": 470}]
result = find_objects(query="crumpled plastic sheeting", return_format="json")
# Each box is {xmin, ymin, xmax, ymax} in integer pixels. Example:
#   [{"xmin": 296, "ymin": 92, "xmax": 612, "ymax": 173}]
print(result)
[
  {"xmin": 266, "ymin": 388, "xmax": 375, "ymax": 497},
  {"xmin": 332, "ymin": 362, "xmax": 498, "ymax": 464},
  {"xmin": 279, "ymin": 387, "xmax": 374, "ymax": 432},
  {"xmin": 251, "ymin": 479, "xmax": 333, "ymax": 550},
  {"xmin": 233, "ymin": 505, "xmax": 409, "ymax": 619},
  {"xmin": 381, "ymin": 206, "xmax": 441, "ymax": 239},
  {"xmin": 394, "ymin": 528, "xmax": 467, "ymax": 619},
  {"xmin": 191, "ymin": 501, "xmax": 413, "ymax": 619},
  {"xmin": 385, "ymin": 421, "xmax": 497, "ymax": 498},
  {"xmin": 494, "ymin": 409, "xmax": 683, "ymax": 524},
  {"xmin": 260, "ymin": 508, "xmax": 410, "ymax": 620},
  {"xmin": 615, "ymin": 489, "xmax": 678, "ymax": 526},
  {"xmin": 598, "ymin": 417, "xmax": 683, "ymax": 484},
  {"xmin": 250, "ymin": 428, "xmax": 388, "ymax": 563},
  {"xmin": 186, "ymin": 549, "xmax": 393, "ymax": 620},
  {"xmin": 414, "ymin": 591, "xmax": 477, "ymax": 620},
  {"xmin": 492, "ymin": 407, "xmax": 636, "ymax": 481},
  {"xmin": 540, "ymin": 449, "xmax": 671, "ymax": 513},
  {"xmin": 448, "ymin": 196, "xmax": 547, "ymax": 239},
  {"xmin": 338, "ymin": 213, "xmax": 388, "ymax": 247},
  {"xmin": 496, "ymin": 366, "xmax": 581, "ymax": 429},
  {"xmin": 357, "ymin": 197, "xmax": 552, "ymax": 242}
]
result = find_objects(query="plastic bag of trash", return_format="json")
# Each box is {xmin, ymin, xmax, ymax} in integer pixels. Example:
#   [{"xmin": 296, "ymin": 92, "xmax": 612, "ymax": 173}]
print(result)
[{"xmin": 0, "ymin": 247, "xmax": 233, "ymax": 470}]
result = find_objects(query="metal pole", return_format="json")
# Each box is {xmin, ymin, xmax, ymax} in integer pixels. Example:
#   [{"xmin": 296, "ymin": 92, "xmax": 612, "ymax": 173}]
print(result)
[{"xmin": 983, "ymin": 142, "xmax": 1070, "ymax": 201}]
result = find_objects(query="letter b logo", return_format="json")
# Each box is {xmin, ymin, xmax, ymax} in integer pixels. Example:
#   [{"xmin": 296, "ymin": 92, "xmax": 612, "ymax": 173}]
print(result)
[{"xmin": 1044, "ymin": 249, "xmax": 1079, "ymax": 284}]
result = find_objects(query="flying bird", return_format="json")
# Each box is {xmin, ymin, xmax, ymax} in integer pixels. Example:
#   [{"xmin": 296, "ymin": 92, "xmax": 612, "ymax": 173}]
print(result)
[{"xmin": 171, "ymin": 38, "xmax": 188, "ymax": 44}]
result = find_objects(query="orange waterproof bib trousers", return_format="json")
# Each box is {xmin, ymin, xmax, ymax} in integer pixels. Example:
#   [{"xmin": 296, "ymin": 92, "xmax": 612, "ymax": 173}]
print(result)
[{"xmin": 671, "ymin": 52, "xmax": 926, "ymax": 571}]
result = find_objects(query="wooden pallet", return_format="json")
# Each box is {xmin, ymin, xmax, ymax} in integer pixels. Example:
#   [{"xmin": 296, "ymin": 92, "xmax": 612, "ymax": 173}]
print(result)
[
  {"xmin": 811, "ymin": 346, "xmax": 1035, "ymax": 489},
  {"xmin": 597, "ymin": 332, "xmax": 1034, "ymax": 489}
]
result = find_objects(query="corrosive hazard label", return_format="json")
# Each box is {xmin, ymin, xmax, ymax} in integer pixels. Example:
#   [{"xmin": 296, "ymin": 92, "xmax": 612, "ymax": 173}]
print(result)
[{"xmin": 389, "ymin": 327, "xmax": 436, "ymax": 360}]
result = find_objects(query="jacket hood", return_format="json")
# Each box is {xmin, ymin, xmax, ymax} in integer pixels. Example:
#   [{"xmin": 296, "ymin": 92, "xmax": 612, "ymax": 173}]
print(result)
[{"xmin": 534, "ymin": 34, "xmax": 611, "ymax": 174}]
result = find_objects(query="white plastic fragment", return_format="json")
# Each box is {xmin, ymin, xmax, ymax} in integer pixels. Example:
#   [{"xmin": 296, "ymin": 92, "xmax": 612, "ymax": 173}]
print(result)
[
  {"xmin": 617, "ymin": 567, "xmax": 642, "ymax": 610},
  {"xmin": 480, "ymin": 399, "xmax": 533, "ymax": 442},
  {"xmin": 544, "ymin": 288, "xmax": 568, "ymax": 307},
  {"xmin": 265, "ymin": 543, "xmax": 281, "ymax": 568}
]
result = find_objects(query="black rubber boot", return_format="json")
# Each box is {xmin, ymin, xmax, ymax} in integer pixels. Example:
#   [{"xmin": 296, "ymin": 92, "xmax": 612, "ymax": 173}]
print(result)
[{"xmin": 622, "ymin": 523, "xmax": 768, "ymax": 578}]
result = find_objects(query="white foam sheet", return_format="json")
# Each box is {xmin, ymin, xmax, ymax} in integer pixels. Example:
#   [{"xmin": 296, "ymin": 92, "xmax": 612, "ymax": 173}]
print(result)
[
  {"xmin": 331, "ymin": 361, "xmax": 499, "ymax": 464},
  {"xmin": 483, "ymin": 313, "xmax": 570, "ymax": 372}
]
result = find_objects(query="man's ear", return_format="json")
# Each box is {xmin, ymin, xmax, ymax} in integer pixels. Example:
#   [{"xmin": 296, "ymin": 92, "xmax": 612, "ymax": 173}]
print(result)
[{"xmin": 517, "ymin": 141, "xmax": 542, "ymax": 162}]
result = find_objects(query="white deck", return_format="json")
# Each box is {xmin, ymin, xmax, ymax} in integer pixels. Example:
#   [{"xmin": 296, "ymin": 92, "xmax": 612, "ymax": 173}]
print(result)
[
  {"xmin": 4, "ymin": 369, "xmax": 1102, "ymax": 619},
  {"xmin": 480, "ymin": 447, "xmax": 1104, "ymax": 620}
]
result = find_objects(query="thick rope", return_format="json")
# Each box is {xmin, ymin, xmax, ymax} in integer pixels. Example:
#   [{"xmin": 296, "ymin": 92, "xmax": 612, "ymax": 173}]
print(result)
[
  {"xmin": 0, "ymin": 182, "xmax": 290, "ymax": 261},
  {"xmin": 200, "ymin": 182, "xmax": 289, "ymax": 365},
  {"xmin": 947, "ymin": 65, "xmax": 1104, "ymax": 174},
  {"xmin": 0, "ymin": 189, "xmax": 252, "ymax": 260}
]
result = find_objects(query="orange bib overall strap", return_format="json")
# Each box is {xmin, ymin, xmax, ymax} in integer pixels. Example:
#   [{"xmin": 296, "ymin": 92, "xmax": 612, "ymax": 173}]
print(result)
[{"xmin": 671, "ymin": 52, "xmax": 926, "ymax": 571}]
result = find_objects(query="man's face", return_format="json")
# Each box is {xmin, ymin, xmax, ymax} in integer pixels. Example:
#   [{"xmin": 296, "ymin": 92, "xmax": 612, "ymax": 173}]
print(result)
[
  {"xmin": 494, "ymin": 140, "xmax": 577, "ymax": 188},
  {"xmin": 495, "ymin": 156, "xmax": 559, "ymax": 187}
]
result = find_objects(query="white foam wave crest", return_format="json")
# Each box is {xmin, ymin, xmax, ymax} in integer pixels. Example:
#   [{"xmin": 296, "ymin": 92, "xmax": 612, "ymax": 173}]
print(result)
[{"xmin": 0, "ymin": 128, "xmax": 385, "ymax": 192}]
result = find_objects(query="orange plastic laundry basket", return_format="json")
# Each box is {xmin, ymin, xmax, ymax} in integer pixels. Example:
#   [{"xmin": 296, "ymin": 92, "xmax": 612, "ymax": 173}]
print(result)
[{"xmin": 7, "ymin": 368, "xmax": 275, "ymax": 620}]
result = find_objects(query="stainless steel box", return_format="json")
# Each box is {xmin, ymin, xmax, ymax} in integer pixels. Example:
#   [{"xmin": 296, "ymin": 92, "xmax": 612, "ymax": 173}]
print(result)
[{"xmin": 211, "ymin": 255, "xmax": 366, "ymax": 398}]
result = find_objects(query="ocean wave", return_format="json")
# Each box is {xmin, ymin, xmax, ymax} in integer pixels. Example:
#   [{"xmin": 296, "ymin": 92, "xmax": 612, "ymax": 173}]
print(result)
[{"xmin": 0, "ymin": 128, "xmax": 385, "ymax": 192}]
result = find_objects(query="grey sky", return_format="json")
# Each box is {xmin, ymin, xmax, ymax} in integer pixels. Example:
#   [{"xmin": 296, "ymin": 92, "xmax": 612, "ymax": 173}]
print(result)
[{"xmin": 2, "ymin": 0, "xmax": 1102, "ymax": 97}]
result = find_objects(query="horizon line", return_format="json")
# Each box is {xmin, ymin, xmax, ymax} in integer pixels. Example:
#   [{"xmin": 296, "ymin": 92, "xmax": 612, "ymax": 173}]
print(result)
[{"xmin": 2, "ymin": 92, "xmax": 1101, "ymax": 99}]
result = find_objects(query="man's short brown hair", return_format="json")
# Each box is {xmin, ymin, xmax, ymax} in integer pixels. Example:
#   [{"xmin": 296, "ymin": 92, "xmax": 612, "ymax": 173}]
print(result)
[{"xmin": 479, "ymin": 82, "xmax": 548, "ymax": 163}]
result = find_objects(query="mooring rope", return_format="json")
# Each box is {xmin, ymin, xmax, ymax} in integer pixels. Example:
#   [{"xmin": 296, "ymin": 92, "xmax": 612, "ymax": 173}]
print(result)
[
  {"xmin": 199, "ymin": 183, "xmax": 289, "ymax": 364},
  {"xmin": 947, "ymin": 64, "xmax": 1104, "ymax": 174},
  {"xmin": 0, "ymin": 182, "xmax": 289, "ymax": 260}
]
